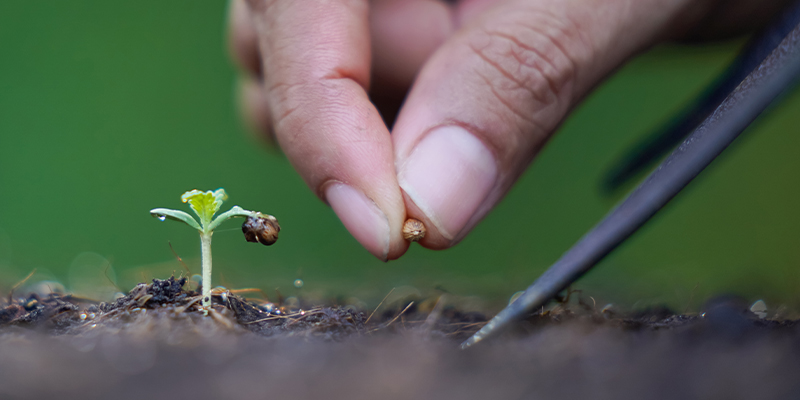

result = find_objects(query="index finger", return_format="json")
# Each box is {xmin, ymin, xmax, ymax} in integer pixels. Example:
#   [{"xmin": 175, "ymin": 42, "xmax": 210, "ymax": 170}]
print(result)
[{"xmin": 245, "ymin": 0, "xmax": 408, "ymax": 260}]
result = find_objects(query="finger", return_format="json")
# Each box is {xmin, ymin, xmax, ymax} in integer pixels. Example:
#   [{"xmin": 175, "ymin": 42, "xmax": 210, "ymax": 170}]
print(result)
[
  {"xmin": 237, "ymin": 76, "xmax": 278, "ymax": 150},
  {"xmin": 369, "ymin": 0, "xmax": 454, "ymax": 90},
  {"xmin": 247, "ymin": 0, "xmax": 408, "ymax": 260},
  {"xmin": 392, "ymin": 0, "xmax": 708, "ymax": 249},
  {"xmin": 368, "ymin": 0, "xmax": 455, "ymax": 126},
  {"xmin": 227, "ymin": 0, "xmax": 261, "ymax": 77}
]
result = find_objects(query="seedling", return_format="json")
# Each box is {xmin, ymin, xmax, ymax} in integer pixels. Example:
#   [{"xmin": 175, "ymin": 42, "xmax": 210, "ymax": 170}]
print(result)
[{"xmin": 150, "ymin": 188, "xmax": 279, "ymax": 309}]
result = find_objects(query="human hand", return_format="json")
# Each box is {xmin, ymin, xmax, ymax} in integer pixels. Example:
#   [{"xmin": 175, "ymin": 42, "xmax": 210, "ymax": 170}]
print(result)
[{"xmin": 229, "ymin": 0, "xmax": 790, "ymax": 260}]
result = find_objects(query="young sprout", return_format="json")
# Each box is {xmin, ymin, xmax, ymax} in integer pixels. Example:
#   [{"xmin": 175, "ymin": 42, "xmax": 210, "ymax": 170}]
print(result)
[{"xmin": 150, "ymin": 188, "xmax": 279, "ymax": 310}]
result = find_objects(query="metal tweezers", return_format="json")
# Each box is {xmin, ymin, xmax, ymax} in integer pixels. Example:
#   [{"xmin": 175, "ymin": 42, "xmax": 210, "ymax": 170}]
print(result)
[{"xmin": 462, "ymin": 1, "xmax": 800, "ymax": 349}]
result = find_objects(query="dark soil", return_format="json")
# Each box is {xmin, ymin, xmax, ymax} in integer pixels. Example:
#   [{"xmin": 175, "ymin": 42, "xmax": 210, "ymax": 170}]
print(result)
[{"xmin": 1, "ymin": 277, "xmax": 800, "ymax": 400}]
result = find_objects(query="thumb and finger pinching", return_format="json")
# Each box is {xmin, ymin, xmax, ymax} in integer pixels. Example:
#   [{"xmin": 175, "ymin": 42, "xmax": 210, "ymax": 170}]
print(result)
[
  {"xmin": 233, "ymin": 0, "xmax": 702, "ymax": 258},
  {"xmin": 392, "ymin": 0, "xmax": 699, "ymax": 250},
  {"xmin": 241, "ymin": 0, "xmax": 410, "ymax": 260}
]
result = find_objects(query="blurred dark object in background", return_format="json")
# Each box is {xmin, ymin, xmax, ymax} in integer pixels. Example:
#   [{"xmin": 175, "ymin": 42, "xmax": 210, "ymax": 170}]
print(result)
[{"xmin": 602, "ymin": 1, "xmax": 800, "ymax": 193}]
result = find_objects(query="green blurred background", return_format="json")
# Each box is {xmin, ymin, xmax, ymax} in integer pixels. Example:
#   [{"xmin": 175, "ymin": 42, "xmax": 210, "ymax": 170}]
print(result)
[{"xmin": 1, "ymin": 2, "xmax": 799, "ymax": 312}]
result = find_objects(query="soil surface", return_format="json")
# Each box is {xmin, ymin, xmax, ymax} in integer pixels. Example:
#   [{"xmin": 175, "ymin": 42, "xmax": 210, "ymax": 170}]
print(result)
[{"xmin": 1, "ymin": 277, "xmax": 799, "ymax": 400}]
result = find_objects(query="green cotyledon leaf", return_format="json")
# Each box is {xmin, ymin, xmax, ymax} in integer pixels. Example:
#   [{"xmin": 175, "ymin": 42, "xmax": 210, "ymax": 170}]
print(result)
[
  {"xmin": 149, "ymin": 208, "xmax": 202, "ymax": 231},
  {"xmin": 181, "ymin": 188, "xmax": 228, "ymax": 228},
  {"xmin": 207, "ymin": 205, "xmax": 253, "ymax": 232}
]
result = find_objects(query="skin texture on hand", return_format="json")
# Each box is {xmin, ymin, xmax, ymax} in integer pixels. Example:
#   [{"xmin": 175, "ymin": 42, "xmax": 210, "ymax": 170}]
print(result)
[{"xmin": 229, "ymin": 0, "xmax": 792, "ymax": 260}]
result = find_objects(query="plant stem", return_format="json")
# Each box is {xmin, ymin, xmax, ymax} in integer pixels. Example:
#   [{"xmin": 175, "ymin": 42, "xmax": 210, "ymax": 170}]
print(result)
[{"xmin": 200, "ymin": 231, "xmax": 213, "ymax": 308}]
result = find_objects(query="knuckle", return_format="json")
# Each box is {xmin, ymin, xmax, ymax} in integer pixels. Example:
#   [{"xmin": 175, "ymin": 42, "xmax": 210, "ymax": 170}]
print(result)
[
  {"xmin": 466, "ymin": 10, "xmax": 584, "ymax": 133},
  {"xmin": 244, "ymin": 0, "xmax": 270, "ymax": 12},
  {"xmin": 266, "ymin": 78, "xmax": 356, "ymax": 146}
]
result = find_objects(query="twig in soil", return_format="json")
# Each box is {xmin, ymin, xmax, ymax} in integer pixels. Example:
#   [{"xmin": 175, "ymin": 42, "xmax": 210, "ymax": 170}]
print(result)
[
  {"xmin": 443, "ymin": 322, "xmax": 488, "ymax": 335},
  {"xmin": 230, "ymin": 288, "xmax": 269, "ymax": 301},
  {"xmin": 375, "ymin": 318, "xmax": 486, "ymax": 337},
  {"xmin": 420, "ymin": 295, "xmax": 446, "ymax": 334},
  {"xmin": 8, "ymin": 269, "xmax": 36, "ymax": 304},
  {"xmin": 555, "ymin": 288, "xmax": 580, "ymax": 304},
  {"xmin": 168, "ymin": 241, "xmax": 192, "ymax": 277},
  {"xmin": 175, "ymin": 296, "xmax": 203, "ymax": 313},
  {"xmin": 242, "ymin": 308, "xmax": 323, "ymax": 325},
  {"xmin": 577, "ymin": 293, "xmax": 596, "ymax": 312},
  {"xmin": 365, "ymin": 287, "xmax": 395, "ymax": 325},
  {"xmin": 370, "ymin": 301, "xmax": 414, "ymax": 333},
  {"xmin": 207, "ymin": 308, "xmax": 234, "ymax": 329},
  {"xmin": 102, "ymin": 259, "xmax": 121, "ymax": 293},
  {"xmin": 243, "ymin": 316, "xmax": 283, "ymax": 324},
  {"xmin": 285, "ymin": 310, "xmax": 324, "ymax": 327},
  {"xmin": 137, "ymin": 294, "xmax": 153, "ymax": 307}
]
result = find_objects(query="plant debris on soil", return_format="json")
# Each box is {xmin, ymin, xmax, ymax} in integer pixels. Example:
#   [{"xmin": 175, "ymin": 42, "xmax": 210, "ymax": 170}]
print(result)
[
  {"xmin": 2, "ymin": 277, "xmax": 800, "ymax": 400},
  {"xmin": 0, "ymin": 276, "xmax": 496, "ymax": 341},
  {"xmin": 1, "ymin": 276, "xmax": 372, "ymax": 340}
]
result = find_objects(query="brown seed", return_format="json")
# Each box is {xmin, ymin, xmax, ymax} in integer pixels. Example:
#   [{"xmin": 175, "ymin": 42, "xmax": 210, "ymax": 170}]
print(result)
[
  {"xmin": 402, "ymin": 218, "xmax": 426, "ymax": 242},
  {"xmin": 242, "ymin": 214, "xmax": 280, "ymax": 246}
]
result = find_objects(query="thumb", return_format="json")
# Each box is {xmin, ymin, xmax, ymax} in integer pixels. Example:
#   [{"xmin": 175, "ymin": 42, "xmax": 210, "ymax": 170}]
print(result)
[{"xmin": 392, "ymin": 0, "xmax": 706, "ymax": 249}]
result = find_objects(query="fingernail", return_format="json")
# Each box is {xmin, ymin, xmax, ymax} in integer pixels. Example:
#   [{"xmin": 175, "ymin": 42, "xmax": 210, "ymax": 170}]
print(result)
[
  {"xmin": 325, "ymin": 183, "xmax": 391, "ymax": 261},
  {"xmin": 398, "ymin": 125, "xmax": 497, "ymax": 240}
]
